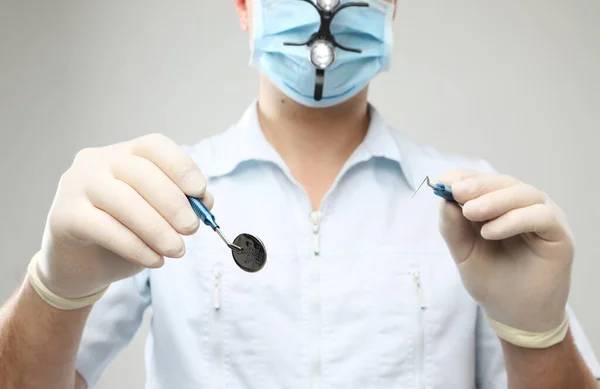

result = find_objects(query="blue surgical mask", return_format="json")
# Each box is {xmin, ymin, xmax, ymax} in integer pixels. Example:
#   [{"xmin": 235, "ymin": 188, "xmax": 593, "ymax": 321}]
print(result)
[{"xmin": 250, "ymin": 0, "xmax": 394, "ymax": 108}]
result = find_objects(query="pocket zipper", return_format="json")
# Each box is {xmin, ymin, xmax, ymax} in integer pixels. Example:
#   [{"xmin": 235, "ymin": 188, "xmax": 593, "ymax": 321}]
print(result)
[
  {"xmin": 411, "ymin": 270, "xmax": 427, "ymax": 389},
  {"xmin": 213, "ymin": 268, "xmax": 222, "ymax": 389},
  {"xmin": 213, "ymin": 268, "xmax": 222, "ymax": 310}
]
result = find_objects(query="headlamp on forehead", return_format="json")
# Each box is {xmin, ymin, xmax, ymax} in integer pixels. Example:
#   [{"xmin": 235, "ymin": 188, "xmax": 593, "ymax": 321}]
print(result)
[
  {"xmin": 317, "ymin": 0, "xmax": 340, "ymax": 11},
  {"xmin": 283, "ymin": 0, "xmax": 369, "ymax": 101}
]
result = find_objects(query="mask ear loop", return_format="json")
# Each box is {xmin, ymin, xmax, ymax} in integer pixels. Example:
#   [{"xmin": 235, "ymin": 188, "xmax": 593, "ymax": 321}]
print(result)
[{"xmin": 283, "ymin": 0, "xmax": 369, "ymax": 101}]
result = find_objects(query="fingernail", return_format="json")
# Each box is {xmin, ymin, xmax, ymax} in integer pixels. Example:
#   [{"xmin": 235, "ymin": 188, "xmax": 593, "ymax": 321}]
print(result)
[
  {"xmin": 145, "ymin": 255, "xmax": 165, "ymax": 269},
  {"xmin": 174, "ymin": 244, "xmax": 186, "ymax": 258},
  {"xmin": 175, "ymin": 208, "xmax": 199, "ymax": 231},
  {"xmin": 187, "ymin": 177, "xmax": 207, "ymax": 198}
]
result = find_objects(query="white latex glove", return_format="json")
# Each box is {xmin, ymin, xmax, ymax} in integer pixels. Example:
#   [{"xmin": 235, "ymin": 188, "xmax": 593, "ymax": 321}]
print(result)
[
  {"xmin": 35, "ymin": 133, "xmax": 212, "ymax": 300},
  {"xmin": 438, "ymin": 170, "xmax": 573, "ymax": 334}
]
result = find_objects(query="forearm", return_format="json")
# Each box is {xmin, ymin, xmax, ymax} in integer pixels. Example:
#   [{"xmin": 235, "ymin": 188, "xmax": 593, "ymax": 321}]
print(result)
[
  {"xmin": 0, "ymin": 279, "xmax": 92, "ymax": 389},
  {"xmin": 501, "ymin": 329, "xmax": 598, "ymax": 389}
]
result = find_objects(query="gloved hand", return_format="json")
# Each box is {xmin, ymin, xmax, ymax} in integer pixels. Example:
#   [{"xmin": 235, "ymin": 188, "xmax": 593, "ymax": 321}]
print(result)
[
  {"xmin": 438, "ymin": 170, "xmax": 573, "ymax": 338},
  {"xmin": 31, "ymin": 133, "xmax": 212, "ymax": 304}
]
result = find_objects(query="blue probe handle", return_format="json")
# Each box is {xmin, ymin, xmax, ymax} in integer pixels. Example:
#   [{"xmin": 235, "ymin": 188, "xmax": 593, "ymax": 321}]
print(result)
[
  {"xmin": 433, "ymin": 183, "xmax": 458, "ymax": 203},
  {"xmin": 187, "ymin": 196, "xmax": 219, "ymax": 230}
]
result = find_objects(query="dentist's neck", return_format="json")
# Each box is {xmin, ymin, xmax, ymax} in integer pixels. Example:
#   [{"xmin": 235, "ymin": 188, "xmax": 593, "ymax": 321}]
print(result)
[
  {"xmin": 257, "ymin": 76, "xmax": 369, "ymax": 164},
  {"xmin": 256, "ymin": 76, "xmax": 370, "ymax": 209}
]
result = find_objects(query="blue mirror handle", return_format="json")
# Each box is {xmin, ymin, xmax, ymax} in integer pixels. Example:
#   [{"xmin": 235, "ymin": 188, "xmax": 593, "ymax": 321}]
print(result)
[{"xmin": 187, "ymin": 196, "xmax": 218, "ymax": 230}]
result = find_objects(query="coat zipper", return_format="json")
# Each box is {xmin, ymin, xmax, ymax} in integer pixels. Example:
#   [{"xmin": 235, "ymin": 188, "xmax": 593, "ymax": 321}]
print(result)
[
  {"xmin": 213, "ymin": 268, "xmax": 222, "ymax": 389},
  {"xmin": 310, "ymin": 210, "xmax": 322, "ymax": 389},
  {"xmin": 311, "ymin": 211, "xmax": 321, "ymax": 255},
  {"xmin": 411, "ymin": 270, "xmax": 427, "ymax": 389},
  {"xmin": 273, "ymin": 150, "xmax": 364, "ymax": 389}
]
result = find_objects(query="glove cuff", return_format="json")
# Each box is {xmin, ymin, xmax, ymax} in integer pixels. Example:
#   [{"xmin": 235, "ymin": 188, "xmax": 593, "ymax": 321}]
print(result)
[
  {"xmin": 27, "ymin": 252, "xmax": 108, "ymax": 311},
  {"xmin": 485, "ymin": 312, "xmax": 569, "ymax": 349}
]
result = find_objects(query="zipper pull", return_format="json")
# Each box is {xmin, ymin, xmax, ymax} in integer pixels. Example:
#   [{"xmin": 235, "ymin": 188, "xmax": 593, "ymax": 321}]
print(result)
[
  {"xmin": 213, "ymin": 268, "xmax": 222, "ymax": 310},
  {"xmin": 411, "ymin": 270, "xmax": 427, "ymax": 309},
  {"xmin": 310, "ymin": 211, "xmax": 321, "ymax": 256}
]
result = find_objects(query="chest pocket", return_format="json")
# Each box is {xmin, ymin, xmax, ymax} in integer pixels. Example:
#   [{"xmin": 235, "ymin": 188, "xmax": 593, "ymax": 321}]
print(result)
[
  {"xmin": 185, "ymin": 233, "xmax": 304, "ymax": 389},
  {"xmin": 319, "ymin": 247, "xmax": 440, "ymax": 389}
]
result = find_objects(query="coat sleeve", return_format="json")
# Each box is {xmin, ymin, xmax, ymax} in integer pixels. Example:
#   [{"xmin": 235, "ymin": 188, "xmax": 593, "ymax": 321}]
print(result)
[{"xmin": 75, "ymin": 270, "xmax": 151, "ymax": 388}]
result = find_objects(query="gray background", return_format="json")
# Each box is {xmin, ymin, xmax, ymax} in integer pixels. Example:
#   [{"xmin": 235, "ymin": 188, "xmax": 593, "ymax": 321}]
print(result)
[{"xmin": 1, "ymin": 1, "xmax": 598, "ymax": 388}]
